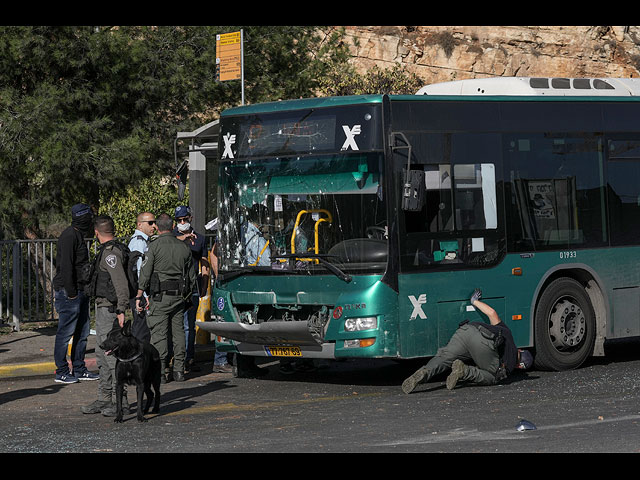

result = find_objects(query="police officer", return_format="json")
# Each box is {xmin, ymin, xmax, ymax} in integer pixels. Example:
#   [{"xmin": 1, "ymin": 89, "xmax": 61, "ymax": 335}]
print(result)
[
  {"xmin": 136, "ymin": 213, "xmax": 196, "ymax": 382},
  {"xmin": 402, "ymin": 288, "xmax": 534, "ymax": 394},
  {"xmin": 83, "ymin": 215, "xmax": 131, "ymax": 416},
  {"xmin": 173, "ymin": 205, "xmax": 209, "ymax": 373},
  {"xmin": 127, "ymin": 211, "xmax": 156, "ymax": 343}
]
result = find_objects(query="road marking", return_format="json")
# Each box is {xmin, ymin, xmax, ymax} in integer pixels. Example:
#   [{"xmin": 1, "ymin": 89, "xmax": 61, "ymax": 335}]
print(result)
[
  {"xmin": 166, "ymin": 392, "xmax": 383, "ymax": 416},
  {"xmin": 380, "ymin": 414, "xmax": 640, "ymax": 446}
]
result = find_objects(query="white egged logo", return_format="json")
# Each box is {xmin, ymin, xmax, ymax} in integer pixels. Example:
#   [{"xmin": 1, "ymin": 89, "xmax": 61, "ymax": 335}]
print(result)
[
  {"xmin": 341, "ymin": 124, "xmax": 362, "ymax": 151},
  {"xmin": 408, "ymin": 294, "xmax": 427, "ymax": 319},
  {"xmin": 221, "ymin": 132, "xmax": 236, "ymax": 159}
]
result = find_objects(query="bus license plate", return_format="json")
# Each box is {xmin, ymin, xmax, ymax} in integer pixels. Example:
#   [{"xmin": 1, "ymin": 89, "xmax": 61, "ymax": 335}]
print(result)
[{"xmin": 265, "ymin": 346, "xmax": 302, "ymax": 357}]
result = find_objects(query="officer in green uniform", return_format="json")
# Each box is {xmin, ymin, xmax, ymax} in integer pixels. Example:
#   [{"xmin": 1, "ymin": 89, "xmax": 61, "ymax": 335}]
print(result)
[
  {"xmin": 136, "ymin": 213, "xmax": 196, "ymax": 382},
  {"xmin": 402, "ymin": 288, "xmax": 534, "ymax": 394},
  {"xmin": 83, "ymin": 215, "xmax": 131, "ymax": 416}
]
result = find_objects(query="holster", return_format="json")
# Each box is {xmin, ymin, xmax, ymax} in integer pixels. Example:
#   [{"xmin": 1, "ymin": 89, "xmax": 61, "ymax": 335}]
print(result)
[{"xmin": 473, "ymin": 323, "xmax": 505, "ymax": 350}]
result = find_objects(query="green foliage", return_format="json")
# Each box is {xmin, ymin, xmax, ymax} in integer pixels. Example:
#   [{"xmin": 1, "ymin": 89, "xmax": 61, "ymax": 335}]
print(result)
[
  {"xmin": 0, "ymin": 26, "xmax": 349, "ymax": 240},
  {"xmin": 99, "ymin": 174, "xmax": 187, "ymax": 238},
  {"xmin": 317, "ymin": 63, "xmax": 424, "ymax": 97}
]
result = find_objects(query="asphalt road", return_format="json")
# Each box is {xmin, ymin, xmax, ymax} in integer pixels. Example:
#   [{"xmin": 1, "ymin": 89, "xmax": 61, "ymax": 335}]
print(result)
[{"xmin": 3, "ymin": 339, "xmax": 640, "ymax": 453}]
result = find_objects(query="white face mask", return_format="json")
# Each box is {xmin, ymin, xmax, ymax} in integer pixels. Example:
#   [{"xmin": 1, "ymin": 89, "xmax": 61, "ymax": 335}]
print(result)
[{"xmin": 177, "ymin": 222, "xmax": 191, "ymax": 232}]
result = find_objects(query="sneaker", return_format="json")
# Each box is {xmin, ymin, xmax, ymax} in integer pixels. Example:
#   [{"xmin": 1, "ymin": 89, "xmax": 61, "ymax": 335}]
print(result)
[
  {"xmin": 446, "ymin": 359, "xmax": 467, "ymax": 390},
  {"xmin": 76, "ymin": 371, "xmax": 99, "ymax": 381},
  {"xmin": 82, "ymin": 400, "xmax": 111, "ymax": 414},
  {"xmin": 212, "ymin": 363, "xmax": 233, "ymax": 373},
  {"xmin": 55, "ymin": 373, "xmax": 79, "ymax": 384},
  {"xmin": 401, "ymin": 366, "xmax": 429, "ymax": 394}
]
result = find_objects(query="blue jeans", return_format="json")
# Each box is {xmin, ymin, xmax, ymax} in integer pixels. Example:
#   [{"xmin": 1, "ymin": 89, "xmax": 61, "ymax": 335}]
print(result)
[
  {"xmin": 183, "ymin": 294, "xmax": 228, "ymax": 366},
  {"xmin": 54, "ymin": 289, "xmax": 90, "ymax": 376},
  {"xmin": 183, "ymin": 294, "xmax": 199, "ymax": 362}
]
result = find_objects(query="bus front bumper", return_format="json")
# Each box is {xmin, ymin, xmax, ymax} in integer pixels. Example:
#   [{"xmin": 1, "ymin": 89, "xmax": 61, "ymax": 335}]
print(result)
[{"xmin": 196, "ymin": 319, "xmax": 336, "ymax": 358}]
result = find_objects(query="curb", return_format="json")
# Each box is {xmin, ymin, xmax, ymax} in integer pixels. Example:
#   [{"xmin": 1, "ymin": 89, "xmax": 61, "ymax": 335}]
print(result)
[
  {"xmin": 0, "ymin": 347, "xmax": 215, "ymax": 380},
  {"xmin": 0, "ymin": 358, "xmax": 98, "ymax": 380}
]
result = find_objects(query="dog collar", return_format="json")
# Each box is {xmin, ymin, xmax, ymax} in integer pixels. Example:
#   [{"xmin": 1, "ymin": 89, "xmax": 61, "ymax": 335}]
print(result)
[
  {"xmin": 116, "ymin": 352, "xmax": 142, "ymax": 362},
  {"xmin": 115, "ymin": 346, "xmax": 143, "ymax": 363}
]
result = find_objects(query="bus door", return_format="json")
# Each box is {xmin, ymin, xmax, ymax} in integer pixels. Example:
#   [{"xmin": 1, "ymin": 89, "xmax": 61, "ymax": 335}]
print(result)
[{"xmin": 391, "ymin": 131, "xmax": 505, "ymax": 358}]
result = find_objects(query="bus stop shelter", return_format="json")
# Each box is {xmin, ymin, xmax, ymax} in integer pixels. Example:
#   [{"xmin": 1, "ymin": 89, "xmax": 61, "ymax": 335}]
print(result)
[{"xmin": 174, "ymin": 120, "xmax": 219, "ymax": 233}]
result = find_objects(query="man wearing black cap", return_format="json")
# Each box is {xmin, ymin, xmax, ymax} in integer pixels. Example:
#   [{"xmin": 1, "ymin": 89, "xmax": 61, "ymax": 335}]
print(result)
[
  {"xmin": 52, "ymin": 203, "xmax": 99, "ymax": 384},
  {"xmin": 402, "ymin": 288, "xmax": 534, "ymax": 394}
]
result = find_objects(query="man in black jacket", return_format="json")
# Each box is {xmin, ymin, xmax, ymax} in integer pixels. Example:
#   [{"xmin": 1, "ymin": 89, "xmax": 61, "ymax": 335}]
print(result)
[{"xmin": 52, "ymin": 203, "xmax": 99, "ymax": 384}]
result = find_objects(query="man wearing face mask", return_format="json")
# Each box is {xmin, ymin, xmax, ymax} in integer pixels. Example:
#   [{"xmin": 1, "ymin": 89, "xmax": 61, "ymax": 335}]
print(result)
[
  {"xmin": 52, "ymin": 203, "xmax": 100, "ymax": 384},
  {"xmin": 173, "ymin": 206, "xmax": 209, "ymax": 374}
]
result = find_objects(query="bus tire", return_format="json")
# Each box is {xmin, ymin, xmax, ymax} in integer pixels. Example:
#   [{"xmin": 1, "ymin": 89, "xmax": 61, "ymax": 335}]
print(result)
[{"xmin": 534, "ymin": 277, "xmax": 596, "ymax": 371}]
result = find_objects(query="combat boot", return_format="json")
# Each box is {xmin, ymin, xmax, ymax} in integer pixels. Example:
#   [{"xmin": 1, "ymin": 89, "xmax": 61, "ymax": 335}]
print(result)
[
  {"xmin": 446, "ymin": 359, "xmax": 467, "ymax": 390},
  {"xmin": 82, "ymin": 399, "xmax": 111, "ymax": 414},
  {"xmin": 402, "ymin": 366, "xmax": 429, "ymax": 394}
]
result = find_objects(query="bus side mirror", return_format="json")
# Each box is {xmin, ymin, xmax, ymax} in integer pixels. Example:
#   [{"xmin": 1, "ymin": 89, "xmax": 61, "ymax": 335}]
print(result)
[{"xmin": 402, "ymin": 169, "xmax": 425, "ymax": 211}]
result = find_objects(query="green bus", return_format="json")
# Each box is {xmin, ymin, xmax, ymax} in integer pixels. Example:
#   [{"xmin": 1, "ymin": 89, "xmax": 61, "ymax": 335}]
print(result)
[{"xmin": 198, "ymin": 76, "xmax": 640, "ymax": 372}]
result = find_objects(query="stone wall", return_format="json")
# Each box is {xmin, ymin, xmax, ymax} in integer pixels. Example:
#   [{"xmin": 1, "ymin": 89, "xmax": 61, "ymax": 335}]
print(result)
[{"xmin": 337, "ymin": 26, "xmax": 640, "ymax": 88}]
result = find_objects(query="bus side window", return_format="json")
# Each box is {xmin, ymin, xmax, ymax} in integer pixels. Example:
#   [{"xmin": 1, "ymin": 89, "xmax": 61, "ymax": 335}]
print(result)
[
  {"xmin": 453, "ymin": 163, "xmax": 497, "ymax": 231},
  {"xmin": 608, "ymin": 138, "xmax": 640, "ymax": 246},
  {"xmin": 505, "ymin": 134, "xmax": 606, "ymax": 251}
]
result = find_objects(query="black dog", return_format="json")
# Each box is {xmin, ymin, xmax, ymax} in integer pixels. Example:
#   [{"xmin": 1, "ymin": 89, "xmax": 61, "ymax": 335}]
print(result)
[{"xmin": 99, "ymin": 319, "xmax": 161, "ymax": 423}]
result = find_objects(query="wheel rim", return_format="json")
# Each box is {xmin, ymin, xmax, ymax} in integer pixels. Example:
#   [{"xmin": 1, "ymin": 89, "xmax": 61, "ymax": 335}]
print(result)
[{"xmin": 548, "ymin": 298, "xmax": 586, "ymax": 352}]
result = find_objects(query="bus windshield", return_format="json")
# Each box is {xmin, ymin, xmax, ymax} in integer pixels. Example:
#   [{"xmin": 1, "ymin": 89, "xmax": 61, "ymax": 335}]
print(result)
[{"xmin": 217, "ymin": 152, "xmax": 387, "ymax": 276}]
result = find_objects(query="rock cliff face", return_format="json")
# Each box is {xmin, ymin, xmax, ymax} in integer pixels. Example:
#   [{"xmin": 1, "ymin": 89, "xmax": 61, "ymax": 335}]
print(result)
[{"xmin": 339, "ymin": 26, "xmax": 640, "ymax": 89}]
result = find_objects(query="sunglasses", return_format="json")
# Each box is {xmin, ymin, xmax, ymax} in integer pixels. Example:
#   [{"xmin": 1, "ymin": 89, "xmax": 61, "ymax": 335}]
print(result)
[
  {"xmin": 141, "ymin": 220, "xmax": 156, "ymax": 225},
  {"xmin": 176, "ymin": 217, "xmax": 190, "ymax": 223}
]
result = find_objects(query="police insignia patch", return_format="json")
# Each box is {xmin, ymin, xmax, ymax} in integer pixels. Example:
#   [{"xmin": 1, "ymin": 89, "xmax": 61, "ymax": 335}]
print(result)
[{"xmin": 105, "ymin": 254, "xmax": 117, "ymax": 269}]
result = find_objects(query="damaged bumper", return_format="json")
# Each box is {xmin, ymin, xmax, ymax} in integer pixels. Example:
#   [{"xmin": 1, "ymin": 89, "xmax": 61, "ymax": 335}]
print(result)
[{"xmin": 196, "ymin": 319, "xmax": 336, "ymax": 358}]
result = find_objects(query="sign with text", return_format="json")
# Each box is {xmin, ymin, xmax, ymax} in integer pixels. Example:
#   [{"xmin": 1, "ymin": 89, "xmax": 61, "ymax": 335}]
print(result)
[{"xmin": 216, "ymin": 31, "xmax": 242, "ymax": 81}]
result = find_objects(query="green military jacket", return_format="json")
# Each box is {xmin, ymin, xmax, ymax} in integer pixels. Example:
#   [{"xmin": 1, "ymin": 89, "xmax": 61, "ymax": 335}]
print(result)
[
  {"xmin": 138, "ymin": 232, "xmax": 197, "ymax": 297},
  {"xmin": 95, "ymin": 242, "xmax": 130, "ymax": 312}
]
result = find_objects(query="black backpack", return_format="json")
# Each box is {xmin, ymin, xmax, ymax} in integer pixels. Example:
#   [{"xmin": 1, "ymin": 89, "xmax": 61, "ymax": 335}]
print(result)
[{"xmin": 123, "ymin": 245, "xmax": 143, "ymax": 299}]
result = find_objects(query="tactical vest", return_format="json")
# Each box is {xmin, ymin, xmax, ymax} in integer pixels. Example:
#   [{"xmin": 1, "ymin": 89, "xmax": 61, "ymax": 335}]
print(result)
[{"xmin": 87, "ymin": 240, "xmax": 140, "ymax": 304}]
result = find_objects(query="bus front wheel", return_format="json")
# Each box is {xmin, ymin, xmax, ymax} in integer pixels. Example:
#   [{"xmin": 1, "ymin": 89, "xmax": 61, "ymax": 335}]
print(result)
[{"xmin": 534, "ymin": 277, "xmax": 596, "ymax": 371}]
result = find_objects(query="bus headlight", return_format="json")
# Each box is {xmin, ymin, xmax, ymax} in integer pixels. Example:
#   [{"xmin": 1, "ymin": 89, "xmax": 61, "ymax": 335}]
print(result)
[{"xmin": 344, "ymin": 316, "xmax": 378, "ymax": 332}]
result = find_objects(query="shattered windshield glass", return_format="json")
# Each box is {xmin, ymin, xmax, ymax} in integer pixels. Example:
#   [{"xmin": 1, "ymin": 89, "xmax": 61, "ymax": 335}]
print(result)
[{"xmin": 218, "ymin": 152, "xmax": 388, "ymax": 276}]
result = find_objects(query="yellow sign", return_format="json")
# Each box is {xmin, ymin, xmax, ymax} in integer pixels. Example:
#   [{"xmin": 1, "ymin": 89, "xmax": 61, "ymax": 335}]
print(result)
[{"xmin": 216, "ymin": 31, "xmax": 242, "ymax": 81}]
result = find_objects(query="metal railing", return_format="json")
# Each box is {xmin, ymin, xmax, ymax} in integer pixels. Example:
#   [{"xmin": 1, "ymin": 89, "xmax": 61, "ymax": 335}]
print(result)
[
  {"xmin": 1, "ymin": 234, "xmax": 216, "ymax": 331},
  {"xmin": 1, "ymin": 239, "xmax": 58, "ymax": 330},
  {"xmin": 0, "ymin": 238, "xmax": 104, "ymax": 331}
]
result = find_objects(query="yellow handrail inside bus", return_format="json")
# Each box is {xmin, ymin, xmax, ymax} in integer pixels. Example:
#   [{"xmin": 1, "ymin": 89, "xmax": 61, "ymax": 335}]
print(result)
[
  {"xmin": 290, "ymin": 209, "xmax": 333, "ymax": 262},
  {"xmin": 249, "ymin": 239, "xmax": 270, "ymax": 266}
]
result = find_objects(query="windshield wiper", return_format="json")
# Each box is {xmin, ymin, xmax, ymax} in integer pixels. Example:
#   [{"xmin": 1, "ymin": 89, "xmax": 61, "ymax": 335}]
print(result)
[
  {"xmin": 272, "ymin": 253, "xmax": 352, "ymax": 283},
  {"xmin": 219, "ymin": 254, "xmax": 352, "ymax": 284}
]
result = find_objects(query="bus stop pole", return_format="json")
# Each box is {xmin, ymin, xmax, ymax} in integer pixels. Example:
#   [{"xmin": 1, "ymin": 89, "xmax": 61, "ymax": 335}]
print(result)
[{"xmin": 241, "ymin": 29, "xmax": 245, "ymax": 105}]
